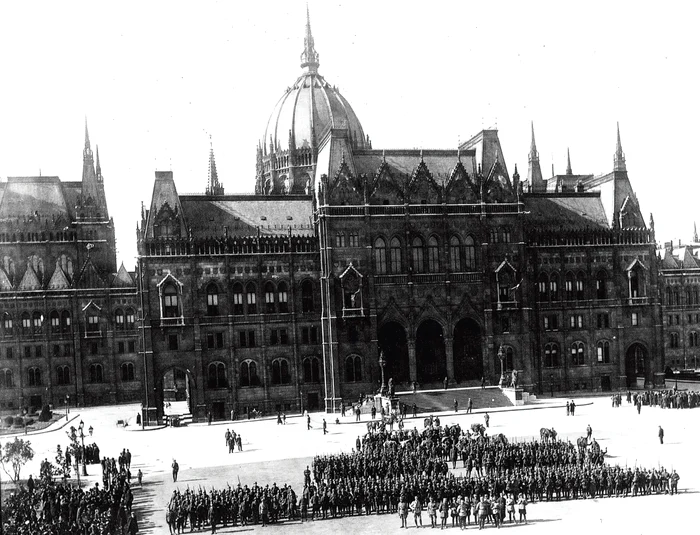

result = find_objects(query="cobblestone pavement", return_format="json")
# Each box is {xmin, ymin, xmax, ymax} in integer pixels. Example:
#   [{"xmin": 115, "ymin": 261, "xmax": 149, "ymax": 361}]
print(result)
[{"xmin": 3, "ymin": 393, "xmax": 698, "ymax": 533}]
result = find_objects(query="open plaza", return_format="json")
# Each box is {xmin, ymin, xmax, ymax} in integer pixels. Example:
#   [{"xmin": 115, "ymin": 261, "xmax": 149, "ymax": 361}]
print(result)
[{"xmin": 1, "ymin": 385, "xmax": 697, "ymax": 534}]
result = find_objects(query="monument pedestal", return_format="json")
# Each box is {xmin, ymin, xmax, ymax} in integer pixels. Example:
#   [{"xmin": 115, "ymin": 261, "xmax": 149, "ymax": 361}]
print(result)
[{"xmin": 501, "ymin": 387, "xmax": 525, "ymax": 406}]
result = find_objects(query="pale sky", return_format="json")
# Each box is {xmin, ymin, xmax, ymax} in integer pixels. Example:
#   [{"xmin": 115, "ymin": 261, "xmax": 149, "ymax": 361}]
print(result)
[{"xmin": 0, "ymin": 0, "xmax": 698, "ymax": 268}]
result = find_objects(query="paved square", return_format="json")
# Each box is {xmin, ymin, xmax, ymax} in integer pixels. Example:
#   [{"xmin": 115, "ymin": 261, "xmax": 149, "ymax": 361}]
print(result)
[{"xmin": 3, "ymin": 389, "xmax": 698, "ymax": 534}]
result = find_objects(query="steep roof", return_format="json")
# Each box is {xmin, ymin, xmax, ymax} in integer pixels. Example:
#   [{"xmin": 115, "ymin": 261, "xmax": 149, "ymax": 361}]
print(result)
[
  {"xmin": 179, "ymin": 195, "xmax": 314, "ymax": 238},
  {"xmin": 524, "ymin": 193, "xmax": 609, "ymax": 230},
  {"xmin": 0, "ymin": 176, "xmax": 70, "ymax": 220},
  {"xmin": 352, "ymin": 149, "xmax": 476, "ymax": 185}
]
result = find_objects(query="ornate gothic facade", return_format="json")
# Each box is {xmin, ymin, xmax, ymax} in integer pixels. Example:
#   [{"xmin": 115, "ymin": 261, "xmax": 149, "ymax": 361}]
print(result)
[
  {"xmin": 0, "ymin": 124, "xmax": 140, "ymax": 413},
  {"xmin": 137, "ymin": 12, "xmax": 665, "ymax": 419}
]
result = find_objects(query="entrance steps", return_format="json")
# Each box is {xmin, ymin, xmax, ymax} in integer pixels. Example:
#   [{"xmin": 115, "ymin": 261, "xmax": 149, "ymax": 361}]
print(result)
[{"xmin": 396, "ymin": 386, "xmax": 513, "ymax": 414}]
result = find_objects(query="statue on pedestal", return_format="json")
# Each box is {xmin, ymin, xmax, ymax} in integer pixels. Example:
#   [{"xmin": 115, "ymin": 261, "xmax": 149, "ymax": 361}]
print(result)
[{"xmin": 511, "ymin": 370, "xmax": 519, "ymax": 388}]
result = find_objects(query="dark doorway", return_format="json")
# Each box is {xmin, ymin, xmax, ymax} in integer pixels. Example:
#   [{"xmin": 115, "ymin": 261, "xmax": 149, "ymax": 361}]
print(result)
[
  {"xmin": 159, "ymin": 367, "xmax": 195, "ymax": 418},
  {"xmin": 625, "ymin": 343, "xmax": 647, "ymax": 387},
  {"xmin": 211, "ymin": 401, "xmax": 225, "ymax": 420},
  {"xmin": 600, "ymin": 375, "xmax": 611, "ymax": 392},
  {"xmin": 378, "ymin": 322, "xmax": 410, "ymax": 384},
  {"xmin": 29, "ymin": 395, "xmax": 43, "ymax": 412},
  {"xmin": 453, "ymin": 318, "xmax": 483, "ymax": 382},
  {"xmin": 416, "ymin": 319, "xmax": 446, "ymax": 382},
  {"xmin": 307, "ymin": 392, "xmax": 320, "ymax": 411}
]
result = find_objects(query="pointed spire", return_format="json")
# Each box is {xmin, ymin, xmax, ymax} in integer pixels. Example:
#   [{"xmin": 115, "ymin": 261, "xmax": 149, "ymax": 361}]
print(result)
[
  {"xmin": 206, "ymin": 136, "xmax": 224, "ymax": 196},
  {"xmin": 614, "ymin": 122, "xmax": 626, "ymax": 172},
  {"xmin": 300, "ymin": 4, "xmax": 320, "ymax": 74},
  {"xmin": 527, "ymin": 121, "xmax": 545, "ymax": 192},
  {"xmin": 83, "ymin": 117, "xmax": 93, "ymax": 159},
  {"xmin": 529, "ymin": 121, "xmax": 538, "ymax": 160},
  {"xmin": 95, "ymin": 145, "xmax": 102, "ymax": 181},
  {"xmin": 694, "ymin": 221, "xmax": 698, "ymax": 243},
  {"xmin": 566, "ymin": 148, "xmax": 572, "ymax": 175}
]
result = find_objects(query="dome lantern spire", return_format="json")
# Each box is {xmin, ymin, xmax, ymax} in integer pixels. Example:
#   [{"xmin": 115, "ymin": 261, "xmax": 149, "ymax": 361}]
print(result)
[{"xmin": 300, "ymin": 5, "xmax": 320, "ymax": 74}]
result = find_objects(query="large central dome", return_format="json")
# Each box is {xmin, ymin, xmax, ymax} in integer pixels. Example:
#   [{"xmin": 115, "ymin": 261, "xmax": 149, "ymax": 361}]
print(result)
[{"xmin": 261, "ymin": 9, "xmax": 368, "ymax": 153}]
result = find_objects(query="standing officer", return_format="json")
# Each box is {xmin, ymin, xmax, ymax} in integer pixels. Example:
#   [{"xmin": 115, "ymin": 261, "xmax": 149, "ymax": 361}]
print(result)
[{"xmin": 658, "ymin": 425, "xmax": 664, "ymax": 444}]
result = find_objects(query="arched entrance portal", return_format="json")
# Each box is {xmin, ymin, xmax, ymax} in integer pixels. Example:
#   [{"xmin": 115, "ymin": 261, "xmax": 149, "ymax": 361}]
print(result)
[
  {"xmin": 378, "ymin": 322, "xmax": 410, "ymax": 384},
  {"xmin": 453, "ymin": 318, "xmax": 483, "ymax": 382},
  {"xmin": 625, "ymin": 343, "xmax": 647, "ymax": 387},
  {"xmin": 416, "ymin": 320, "xmax": 446, "ymax": 383},
  {"xmin": 158, "ymin": 367, "xmax": 196, "ymax": 420}
]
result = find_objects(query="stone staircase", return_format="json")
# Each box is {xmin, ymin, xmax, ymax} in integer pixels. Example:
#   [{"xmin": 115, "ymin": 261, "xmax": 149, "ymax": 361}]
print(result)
[{"xmin": 396, "ymin": 386, "xmax": 513, "ymax": 413}]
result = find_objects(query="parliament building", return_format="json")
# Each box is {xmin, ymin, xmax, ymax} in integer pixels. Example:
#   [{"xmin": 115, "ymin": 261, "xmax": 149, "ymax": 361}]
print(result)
[{"xmin": 2, "ymin": 11, "xmax": 676, "ymax": 420}]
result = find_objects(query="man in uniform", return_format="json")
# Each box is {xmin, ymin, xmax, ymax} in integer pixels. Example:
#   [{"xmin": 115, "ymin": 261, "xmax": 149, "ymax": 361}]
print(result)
[
  {"xmin": 658, "ymin": 425, "xmax": 664, "ymax": 444},
  {"xmin": 670, "ymin": 470, "xmax": 680, "ymax": 494},
  {"xmin": 171, "ymin": 459, "xmax": 179, "ymax": 482}
]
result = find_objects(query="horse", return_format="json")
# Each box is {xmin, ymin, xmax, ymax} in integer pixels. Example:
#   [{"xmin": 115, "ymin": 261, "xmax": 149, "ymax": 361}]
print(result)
[
  {"xmin": 577, "ymin": 436, "xmax": 589, "ymax": 451},
  {"xmin": 540, "ymin": 427, "xmax": 557, "ymax": 442},
  {"xmin": 470, "ymin": 423, "xmax": 486, "ymax": 437}
]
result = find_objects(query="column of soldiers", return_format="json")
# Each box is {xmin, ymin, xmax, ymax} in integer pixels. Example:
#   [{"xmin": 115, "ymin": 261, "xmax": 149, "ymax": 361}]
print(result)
[
  {"xmin": 630, "ymin": 389, "xmax": 699, "ymax": 409},
  {"xmin": 165, "ymin": 483, "xmax": 296, "ymax": 533}
]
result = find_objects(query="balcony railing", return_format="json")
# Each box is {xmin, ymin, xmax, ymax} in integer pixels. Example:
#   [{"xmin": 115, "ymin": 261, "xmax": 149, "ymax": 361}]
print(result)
[
  {"xmin": 159, "ymin": 317, "xmax": 185, "ymax": 327},
  {"xmin": 84, "ymin": 329, "xmax": 103, "ymax": 339},
  {"xmin": 342, "ymin": 307, "xmax": 364, "ymax": 319}
]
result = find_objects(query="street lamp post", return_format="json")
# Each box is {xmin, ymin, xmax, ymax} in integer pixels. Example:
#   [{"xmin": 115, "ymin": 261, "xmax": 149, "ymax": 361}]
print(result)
[
  {"xmin": 497, "ymin": 345, "xmax": 505, "ymax": 387},
  {"xmin": 550, "ymin": 373, "xmax": 554, "ymax": 397},
  {"xmin": 65, "ymin": 395, "xmax": 69, "ymax": 419},
  {"xmin": 674, "ymin": 368, "xmax": 679, "ymax": 390},
  {"xmin": 378, "ymin": 350, "xmax": 387, "ymax": 396},
  {"xmin": 78, "ymin": 420, "xmax": 87, "ymax": 476}
]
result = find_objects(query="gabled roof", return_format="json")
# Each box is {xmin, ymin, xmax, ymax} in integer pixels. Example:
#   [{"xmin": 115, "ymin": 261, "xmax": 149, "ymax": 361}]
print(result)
[
  {"xmin": 47, "ymin": 263, "xmax": 71, "ymax": 290},
  {"xmin": 157, "ymin": 272, "xmax": 184, "ymax": 288},
  {"xmin": 494, "ymin": 258, "xmax": 516, "ymax": 274},
  {"xmin": 18, "ymin": 264, "xmax": 41, "ymax": 290},
  {"xmin": 75, "ymin": 257, "xmax": 106, "ymax": 288},
  {"xmin": 339, "ymin": 263, "xmax": 363, "ymax": 279},
  {"xmin": 0, "ymin": 268, "xmax": 13, "ymax": 291},
  {"xmin": 81, "ymin": 300, "xmax": 102, "ymax": 312},
  {"xmin": 112, "ymin": 263, "xmax": 135, "ymax": 287},
  {"xmin": 0, "ymin": 176, "xmax": 70, "ymax": 221},
  {"xmin": 625, "ymin": 258, "xmax": 647, "ymax": 272}
]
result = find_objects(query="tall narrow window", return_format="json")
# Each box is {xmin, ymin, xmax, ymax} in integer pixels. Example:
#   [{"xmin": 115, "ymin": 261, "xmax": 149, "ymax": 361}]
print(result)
[
  {"xmin": 277, "ymin": 282, "xmax": 289, "ymax": 313},
  {"xmin": 464, "ymin": 236, "xmax": 476, "ymax": 270},
  {"xmin": 374, "ymin": 238, "xmax": 387, "ymax": 274},
  {"xmin": 265, "ymin": 282, "xmax": 276, "ymax": 313},
  {"xmin": 50, "ymin": 311, "xmax": 60, "ymax": 333},
  {"xmin": 597, "ymin": 341, "xmax": 611, "ymax": 363},
  {"xmin": 301, "ymin": 280, "xmax": 314, "ymax": 313},
  {"xmin": 390, "ymin": 237, "xmax": 402, "ymax": 274},
  {"xmin": 412, "ymin": 237, "xmax": 425, "ymax": 273},
  {"xmin": 538, "ymin": 274, "xmax": 548, "ymax": 301},
  {"xmin": 115, "ymin": 309, "xmax": 125, "ymax": 330},
  {"xmin": 571, "ymin": 342, "xmax": 585, "ymax": 366},
  {"xmin": 544, "ymin": 343, "xmax": 559, "ymax": 367},
  {"xmin": 596, "ymin": 271, "xmax": 607, "ymax": 299},
  {"xmin": 428, "ymin": 236, "xmax": 440, "ymax": 273},
  {"xmin": 449, "ymin": 236, "xmax": 462, "ymax": 272},
  {"xmin": 232, "ymin": 283, "xmax": 244, "ymax": 315},
  {"xmin": 550, "ymin": 273, "xmax": 560, "ymax": 301},
  {"xmin": 576, "ymin": 272, "xmax": 585, "ymax": 300},
  {"xmin": 163, "ymin": 284, "xmax": 179, "ymax": 317},
  {"xmin": 206, "ymin": 283, "xmax": 219, "ymax": 316},
  {"xmin": 246, "ymin": 283, "xmax": 257, "ymax": 315}
]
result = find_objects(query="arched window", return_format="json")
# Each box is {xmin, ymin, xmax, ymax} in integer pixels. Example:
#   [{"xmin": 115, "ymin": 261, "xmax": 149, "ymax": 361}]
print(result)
[
  {"xmin": 86, "ymin": 312, "xmax": 99, "ymax": 333},
  {"xmin": 538, "ymin": 273, "xmax": 548, "ymax": 301},
  {"xmin": 686, "ymin": 287, "xmax": 692, "ymax": 305},
  {"xmin": 114, "ymin": 308, "xmax": 125, "ymax": 330},
  {"xmin": 303, "ymin": 357, "xmax": 320, "ymax": 383},
  {"xmin": 412, "ymin": 237, "xmax": 425, "ymax": 273},
  {"xmin": 56, "ymin": 365, "xmax": 70, "ymax": 385},
  {"xmin": 665, "ymin": 287, "xmax": 672, "ymax": 305},
  {"xmin": 120, "ymin": 362, "xmax": 135, "ymax": 382},
  {"xmin": 245, "ymin": 283, "xmax": 257, "ymax": 315},
  {"xmin": 32, "ymin": 311, "xmax": 43, "ymax": 333},
  {"xmin": 695, "ymin": 287, "xmax": 700, "ymax": 306},
  {"xmin": 271, "ymin": 359, "xmax": 291, "ymax": 385},
  {"xmin": 571, "ymin": 342, "xmax": 585, "ymax": 366},
  {"xmin": 50, "ymin": 310, "xmax": 60, "ymax": 333},
  {"xmin": 264, "ymin": 282, "xmax": 276, "ymax": 313},
  {"xmin": 544, "ymin": 343, "xmax": 559, "ymax": 367},
  {"xmin": 550, "ymin": 273, "xmax": 560, "ymax": 301},
  {"xmin": 596, "ymin": 271, "xmax": 608, "ymax": 299},
  {"xmin": 596, "ymin": 341, "xmax": 611, "ymax": 363},
  {"xmin": 2, "ymin": 313, "xmax": 12, "ymax": 335},
  {"xmin": 278, "ymin": 282, "xmax": 289, "ymax": 313},
  {"xmin": 206, "ymin": 283, "xmax": 219, "ymax": 316},
  {"xmin": 61, "ymin": 310, "xmax": 71, "ymax": 333},
  {"xmin": 464, "ymin": 236, "xmax": 476, "ymax": 270},
  {"xmin": 0, "ymin": 369, "xmax": 13, "ymax": 388},
  {"xmin": 427, "ymin": 236, "xmax": 440, "ymax": 273},
  {"xmin": 374, "ymin": 238, "xmax": 387, "ymax": 274},
  {"xmin": 670, "ymin": 332, "xmax": 680, "ymax": 348},
  {"xmin": 240, "ymin": 360, "xmax": 260, "ymax": 387},
  {"xmin": 232, "ymin": 283, "xmax": 244, "ymax": 315},
  {"xmin": 673, "ymin": 288, "xmax": 680, "ymax": 305},
  {"xmin": 576, "ymin": 272, "xmax": 585, "ymax": 300},
  {"xmin": 125, "ymin": 308, "xmax": 136, "ymax": 330},
  {"xmin": 207, "ymin": 362, "xmax": 227, "ymax": 388},
  {"xmin": 21, "ymin": 312, "xmax": 31, "ymax": 334},
  {"xmin": 390, "ymin": 237, "xmax": 402, "ymax": 274},
  {"xmin": 449, "ymin": 236, "xmax": 462, "ymax": 272},
  {"xmin": 28, "ymin": 366, "xmax": 42, "ymax": 386},
  {"xmin": 89, "ymin": 363, "xmax": 103, "ymax": 383},
  {"xmin": 345, "ymin": 355, "xmax": 363, "ymax": 382},
  {"xmin": 301, "ymin": 280, "xmax": 314, "ymax": 313},
  {"xmin": 689, "ymin": 332, "xmax": 698, "ymax": 347},
  {"xmin": 565, "ymin": 272, "xmax": 575, "ymax": 300},
  {"xmin": 162, "ymin": 283, "xmax": 179, "ymax": 318},
  {"xmin": 630, "ymin": 270, "xmax": 642, "ymax": 298}
]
